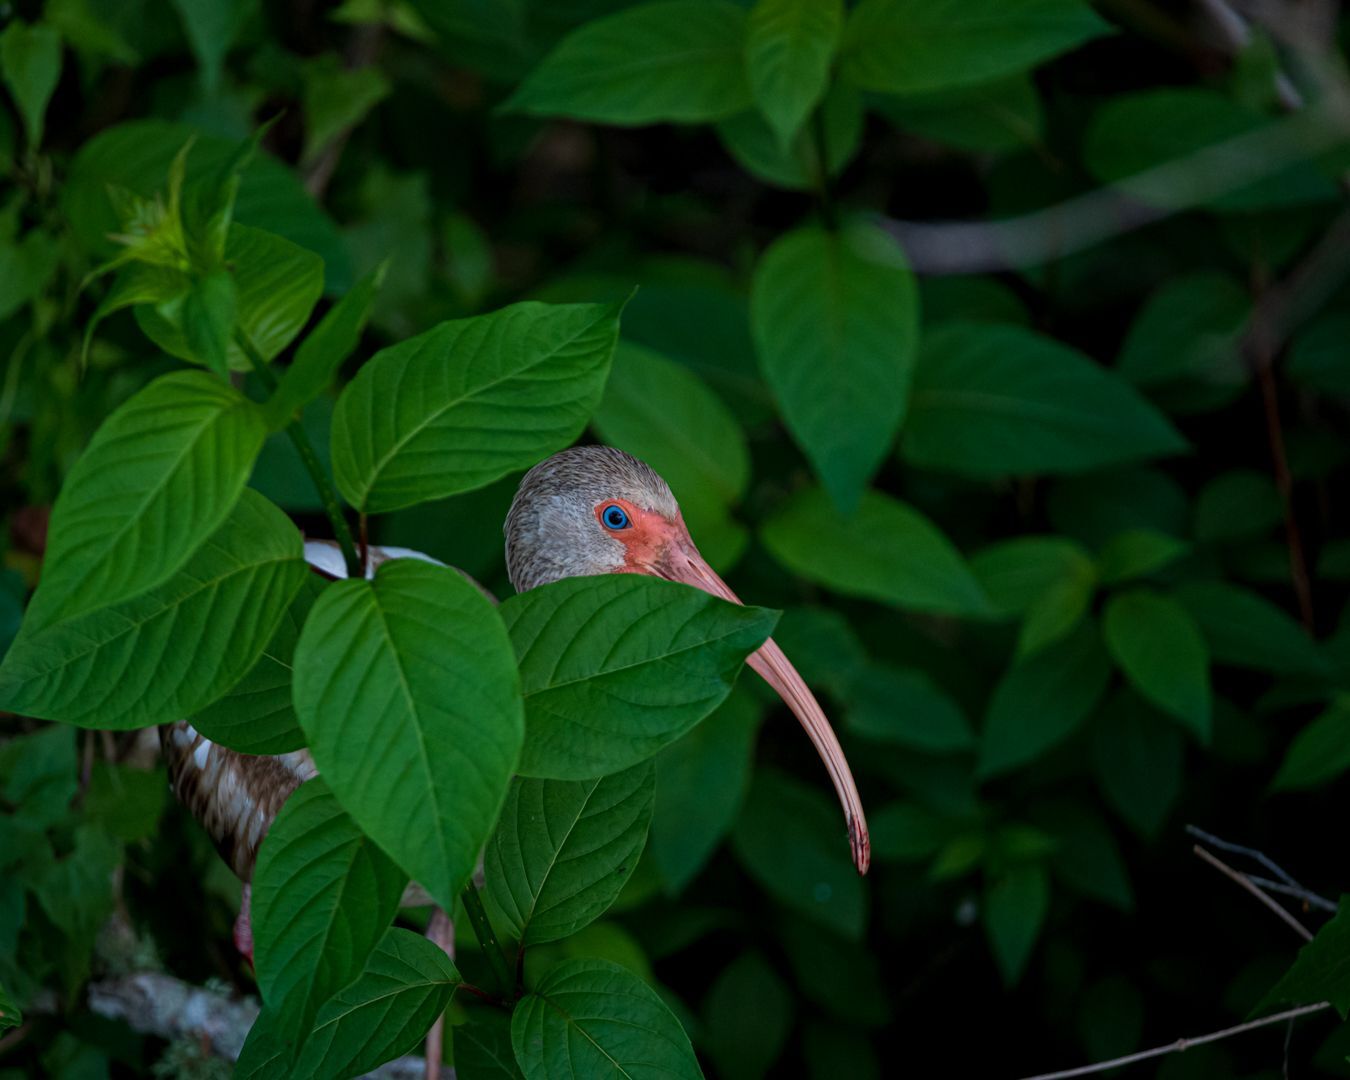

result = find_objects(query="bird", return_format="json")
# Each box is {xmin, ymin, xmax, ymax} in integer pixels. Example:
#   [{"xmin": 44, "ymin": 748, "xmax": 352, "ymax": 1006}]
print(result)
[{"xmin": 160, "ymin": 445, "xmax": 870, "ymax": 957}]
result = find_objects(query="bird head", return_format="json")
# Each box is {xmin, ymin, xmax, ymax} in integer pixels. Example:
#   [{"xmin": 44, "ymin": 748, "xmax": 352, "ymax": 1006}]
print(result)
[{"xmin": 506, "ymin": 445, "xmax": 870, "ymax": 874}]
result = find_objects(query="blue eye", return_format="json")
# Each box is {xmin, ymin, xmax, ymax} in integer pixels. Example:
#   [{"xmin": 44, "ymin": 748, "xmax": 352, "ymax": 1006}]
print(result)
[{"xmin": 602, "ymin": 504, "xmax": 630, "ymax": 530}]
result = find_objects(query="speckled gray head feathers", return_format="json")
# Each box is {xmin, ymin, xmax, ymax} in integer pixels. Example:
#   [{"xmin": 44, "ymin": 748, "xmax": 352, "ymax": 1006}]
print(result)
[{"xmin": 505, "ymin": 446, "xmax": 678, "ymax": 592}]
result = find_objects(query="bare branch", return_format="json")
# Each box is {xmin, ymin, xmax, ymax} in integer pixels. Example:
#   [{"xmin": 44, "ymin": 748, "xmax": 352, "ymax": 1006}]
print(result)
[
  {"xmin": 1193, "ymin": 845, "xmax": 1315, "ymax": 941},
  {"xmin": 1016, "ymin": 1002, "xmax": 1332, "ymax": 1080},
  {"xmin": 1183, "ymin": 826, "xmax": 1336, "ymax": 911}
]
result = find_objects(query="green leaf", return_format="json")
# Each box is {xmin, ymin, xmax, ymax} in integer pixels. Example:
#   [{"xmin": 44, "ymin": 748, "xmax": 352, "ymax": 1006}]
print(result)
[
  {"xmin": 1194, "ymin": 470, "xmax": 1283, "ymax": 544},
  {"xmin": 1174, "ymin": 580, "xmax": 1326, "ymax": 677},
  {"xmin": 717, "ymin": 80, "xmax": 863, "ymax": 192},
  {"xmin": 1092, "ymin": 690, "xmax": 1183, "ymax": 837},
  {"xmin": 251, "ymin": 779, "xmax": 408, "ymax": 1051},
  {"xmin": 0, "ymin": 20, "xmax": 62, "ymax": 148},
  {"xmin": 1260, "ymin": 897, "xmax": 1350, "ymax": 1017},
  {"xmin": 0, "ymin": 490, "xmax": 306, "ymax": 729},
  {"xmin": 1103, "ymin": 590, "xmax": 1212, "ymax": 741},
  {"xmin": 733, "ymin": 769, "xmax": 867, "ymax": 939},
  {"xmin": 871, "ymin": 73, "xmax": 1044, "ymax": 154},
  {"xmin": 302, "ymin": 55, "xmax": 391, "ymax": 163},
  {"xmin": 1117, "ymin": 273, "xmax": 1249, "ymax": 389},
  {"xmin": 292, "ymin": 928, "xmax": 461, "ymax": 1078},
  {"xmin": 501, "ymin": 575, "xmax": 776, "ymax": 780},
  {"xmin": 1097, "ymin": 529, "xmax": 1190, "ymax": 585},
  {"xmin": 979, "ymin": 622, "xmax": 1112, "ymax": 777},
  {"xmin": 1271, "ymin": 699, "xmax": 1350, "ymax": 792},
  {"xmin": 170, "ymin": 0, "xmax": 247, "ymax": 94},
  {"xmin": 181, "ymin": 269, "xmax": 237, "ymax": 379},
  {"xmin": 0, "ymin": 725, "xmax": 77, "ymax": 827},
  {"xmin": 1084, "ymin": 89, "xmax": 1339, "ymax": 211},
  {"xmin": 267, "ymin": 263, "xmax": 387, "ymax": 429},
  {"xmin": 844, "ymin": 664, "xmax": 973, "ymax": 752},
  {"xmin": 971, "ymin": 536, "xmax": 1095, "ymax": 618},
  {"xmin": 136, "ymin": 224, "xmax": 324, "ymax": 370},
  {"xmin": 902, "ymin": 323, "xmax": 1187, "ymax": 478},
  {"xmin": 1289, "ymin": 313, "xmax": 1350, "ymax": 397},
  {"xmin": 455, "ymin": 1005, "xmax": 524, "ymax": 1080},
  {"xmin": 502, "ymin": 0, "xmax": 751, "ymax": 125},
  {"xmin": 484, "ymin": 763, "xmax": 654, "ymax": 946},
  {"xmin": 750, "ymin": 222, "xmax": 918, "ymax": 512},
  {"xmin": 23, "ymin": 370, "xmax": 266, "ymax": 630},
  {"xmin": 511, "ymin": 958, "xmax": 703, "ymax": 1080},
  {"xmin": 84, "ymin": 762, "xmax": 168, "ymax": 842},
  {"xmin": 187, "ymin": 572, "xmax": 324, "ymax": 754},
  {"xmin": 1040, "ymin": 805, "xmax": 1132, "ymax": 911},
  {"xmin": 650, "ymin": 689, "xmax": 761, "ymax": 894},
  {"xmin": 869, "ymin": 801, "xmax": 953, "ymax": 862},
  {"xmin": 702, "ymin": 951, "xmax": 793, "ymax": 1079},
  {"xmin": 331, "ymin": 299, "xmax": 623, "ymax": 513},
  {"xmin": 983, "ymin": 865, "xmax": 1049, "ymax": 985},
  {"xmin": 761, "ymin": 487, "xmax": 988, "ymax": 617},
  {"xmin": 0, "ymin": 980, "xmax": 18, "ymax": 1032},
  {"xmin": 293, "ymin": 560, "xmax": 523, "ymax": 910},
  {"xmin": 841, "ymin": 0, "xmax": 1107, "ymax": 95},
  {"xmin": 593, "ymin": 340, "xmax": 750, "ymax": 508},
  {"xmin": 745, "ymin": 0, "xmax": 842, "ymax": 146},
  {"xmin": 1049, "ymin": 467, "xmax": 1189, "ymax": 552},
  {"xmin": 64, "ymin": 120, "xmax": 351, "ymax": 290}
]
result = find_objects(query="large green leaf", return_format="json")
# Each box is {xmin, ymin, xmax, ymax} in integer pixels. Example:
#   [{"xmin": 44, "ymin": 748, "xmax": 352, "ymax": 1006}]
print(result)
[
  {"xmin": 500, "ymin": 575, "xmax": 776, "ymax": 780},
  {"xmin": 732, "ymin": 769, "xmax": 867, "ymax": 939},
  {"xmin": 1174, "ymin": 580, "xmax": 1326, "ymax": 677},
  {"xmin": 717, "ymin": 80, "xmax": 863, "ymax": 193},
  {"xmin": 761, "ymin": 488, "xmax": 988, "ymax": 617},
  {"xmin": 651, "ymin": 689, "xmax": 761, "ymax": 894},
  {"xmin": 293, "ymin": 560, "xmax": 523, "ymax": 909},
  {"xmin": 1092, "ymin": 690, "xmax": 1183, "ymax": 837},
  {"xmin": 872, "ymin": 73, "xmax": 1044, "ymax": 155},
  {"xmin": 844, "ymin": 664, "xmax": 973, "ymax": 753},
  {"xmin": 251, "ymin": 779, "xmax": 408, "ymax": 1052},
  {"xmin": 978, "ymin": 622, "xmax": 1112, "ymax": 777},
  {"xmin": 501, "ymin": 1, "xmax": 750, "ymax": 125},
  {"xmin": 1271, "ymin": 699, "xmax": 1350, "ymax": 793},
  {"xmin": 135, "ymin": 224, "xmax": 324, "ymax": 370},
  {"xmin": 511, "ymin": 958, "xmax": 703, "ymax": 1080},
  {"xmin": 702, "ymin": 951, "xmax": 793, "ymax": 1079},
  {"xmin": 1084, "ymin": 89, "xmax": 1339, "ymax": 211},
  {"xmin": 293, "ymin": 928, "xmax": 461, "ymax": 1079},
  {"xmin": 24, "ymin": 370, "xmax": 266, "ymax": 629},
  {"xmin": 331, "ymin": 300, "xmax": 622, "ymax": 512},
  {"xmin": 187, "ymin": 572, "xmax": 324, "ymax": 755},
  {"xmin": 0, "ymin": 19, "xmax": 62, "ymax": 148},
  {"xmin": 485, "ymin": 763, "xmax": 654, "ymax": 946},
  {"xmin": 901, "ymin": 323, "xmax": 1187, "ymax": 478},
  {"xmin": 970, "ymin": 536, "xmax": 1095, "ymax": 620},
  {"xmin": 745, "ymin": 0, "xmax": 842, "ymax": 146},
  {"xmin": 267, "ymin": 263, "xmax": 386, "ymax": 429},
  {"xmin": 592, "ymin": 340, "xmax": 750, "ymax": 510},
  {"xmin": 1116, "ymin": 272, "xmax": 1249, "ymax": 389},
  {"xmin": 750, "ymin": 222, "xmax": 918, "ymax": 512},
  {"xmin": 0, "ymin": 490, "xmax": 306, "ymax": 729},
  {"xmin": 63, "ymin": 119, "xmax": 351, "ymax": 289},
  {"xmin": 983, "ymin": 865, "xmax": 1049, "ymax": 985},
  {"xmin": 1103, "ymin": 590, "xmax": 1211, "ymax": 742},
  {"xmin": 1260, "ymin": 898, "xmax": 1350, "ymax": 1017},
  {"xmin": 841, "ymin": 0, "xmax": 1107, "ymax": 95}
]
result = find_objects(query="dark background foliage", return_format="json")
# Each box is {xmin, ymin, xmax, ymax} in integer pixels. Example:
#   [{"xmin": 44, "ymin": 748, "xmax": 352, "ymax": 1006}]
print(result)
[{"xmin": 3, "ymin": 0, "xmax": 1350, "ymax": 1077}]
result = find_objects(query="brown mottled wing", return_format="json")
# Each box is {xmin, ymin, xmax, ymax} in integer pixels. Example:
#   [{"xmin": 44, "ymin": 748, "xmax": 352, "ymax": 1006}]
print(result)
[{"xmin": 159, "ymin": 720, "xmax": 317, "ymax": 882}]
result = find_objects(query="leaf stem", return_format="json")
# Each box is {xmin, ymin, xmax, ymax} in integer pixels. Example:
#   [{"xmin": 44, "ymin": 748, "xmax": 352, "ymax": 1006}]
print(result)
[
  {"xmin": 811, "ymin": 105, "xmax": 838, "ymax": 231},
  {"xmin": 234, "ymin": 330, "xmax": 364, "ymax": 579},
  {"xmin": 459, "ymin": 884, "xmax": 514, "ymax": 996}
]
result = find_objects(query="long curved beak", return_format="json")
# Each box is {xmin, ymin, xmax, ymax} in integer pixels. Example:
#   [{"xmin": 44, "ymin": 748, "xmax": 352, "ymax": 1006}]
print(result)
[{"xmin": 655, "ymin": 524, "xmax": 870, "ymax": 875}]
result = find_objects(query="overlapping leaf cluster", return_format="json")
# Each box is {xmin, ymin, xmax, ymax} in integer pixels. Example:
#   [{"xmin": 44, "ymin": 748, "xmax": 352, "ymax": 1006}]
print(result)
[{"xmin": 3, "ymin": 0, "xmax": 1350, "ymax": 1076}]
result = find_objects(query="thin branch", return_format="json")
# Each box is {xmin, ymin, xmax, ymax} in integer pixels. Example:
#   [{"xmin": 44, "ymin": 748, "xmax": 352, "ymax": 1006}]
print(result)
[
  {"xmin": 424, "ymin": 908, "xmax": 455, "ymax": 1080},
  {"xmin": 1193, "ymin": 845, "xmax": 1314, "ymax": 941},
  {"xmin": 878, "ymin": 102, "xmax": 1350, "ymax": 274},
  {"xmin": 1183, "ymin": 826, "xmax": 1328, "ymax": 901},
  {"xmin": 1245, "ymin": 876, "xmax": 1339, "ymax": 913},
  {"xmin": 1016, "ymin": 1003, "xmax": 1332, "ymax": 1080}
]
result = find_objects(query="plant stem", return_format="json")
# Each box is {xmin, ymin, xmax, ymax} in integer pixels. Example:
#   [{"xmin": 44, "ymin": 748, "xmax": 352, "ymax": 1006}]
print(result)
[
  {"xmin": 459, "ymin": 885, "xmax": 514, "ymax": 996},
  {"xmin": 810, "ymin": 106, "xmax": 838, "ymax": 230},
  {"xmin": 234, "ymin": 330, "xmax": 363, "ymax": 579}
]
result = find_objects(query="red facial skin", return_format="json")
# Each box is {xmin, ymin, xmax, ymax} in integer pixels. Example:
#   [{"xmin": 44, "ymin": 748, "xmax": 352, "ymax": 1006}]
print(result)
[{"xmin": 592, "ymin": 498, "xmax": 871, "ymax": 875}]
